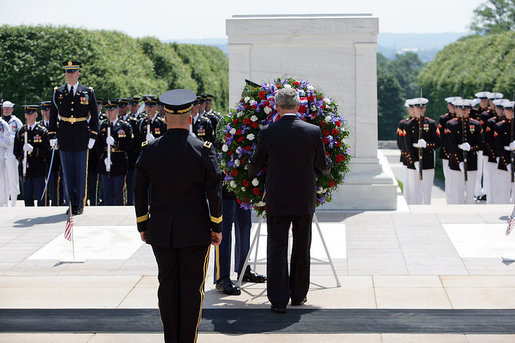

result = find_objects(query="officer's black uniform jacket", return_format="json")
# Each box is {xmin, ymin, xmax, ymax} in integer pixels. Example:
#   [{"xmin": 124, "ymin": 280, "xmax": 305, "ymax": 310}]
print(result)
[
  {"xmin": 96, "ymin": 119, "xmax": 133, "ymax": 176},
  {"xmin": 444, "ymin": 117, "xmax": 484, "ymax": 171},
  {"xmin": 14, "ymin": 124, "xmax": 50, "ymax": 178},
  {"xmin": 403, "ymin": 117, "xmax": 439, "ymax": 170},
  {"xmin": 39, "ymin": 120, "xmax": 61, "ymax": 174},
  {"xmin": 49, "ymin": 84, "xmax": 99, "ymax": 151},
  {"xmin": 134, "ymin": 129, "xmax": 223, "ymax": 249},
  {"xmin": 120, "ymin": 113, "xmax": 140, "ymax": 169},
  {"xmin": 437, "ymin": 112, "xmax": 454, "ymax": 160},
  {"xmin": 192, "ymin": 115, "xmax": 215, "ymax": 143},
  {"xmin": 485, "ymin": 116, "xmax": 502, "ymax": 163},
  {"xmin": 494, "ymin": 119, "xmax": 514, "ymax": 171},
  {"xmin": 137, "ymin": 115, "xmax": 167, "ymax": 147},
  {"xmin": 202, "ymin": 110, "xmax": 221, "ymax": 134},
  {"xmin": 396, "ymin": 118, "xmax": 409, "ymax": 165}
]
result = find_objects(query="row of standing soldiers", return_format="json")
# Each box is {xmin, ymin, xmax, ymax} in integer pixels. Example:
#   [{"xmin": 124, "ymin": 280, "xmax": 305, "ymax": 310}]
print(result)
[
  {"xmin": 396, "ymin": 92, "xmax": 515, "ymax": 205},
  {"xmin": 0, "ymin": 94, "xmax": 220, "ymax": 207}
]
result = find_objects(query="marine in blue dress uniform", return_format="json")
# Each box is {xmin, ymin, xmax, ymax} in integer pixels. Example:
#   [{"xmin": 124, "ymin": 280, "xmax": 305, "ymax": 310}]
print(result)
[{"xmin": 49, "ymin": 61, "xmax": 99, "ymax": 215}]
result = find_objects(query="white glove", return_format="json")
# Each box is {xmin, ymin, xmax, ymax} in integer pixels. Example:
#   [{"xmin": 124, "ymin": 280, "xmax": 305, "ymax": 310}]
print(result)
[
  {"xmin": 458, "ymin": 142, "xmax": 471, "ymax": 151},
  {"xmin": 104, "ymin": 157, "xmax": 112, "ymax": 170},
  {"xmin": 106, "ymin": 136, "xmax": 115, "ymax": 146},
  {"xmin": 417, "ymin": 139, "xmax": 427, "ymax": 148},
  {"xmin": 508, "ymin": 164, "xmax": 512, "ymax": 173},
  {"xmin": 505, "ymin": 146, "xmax": 511, "ymax": 151},
  {"xmin": 412, "ymin": 143, "xmax": 419, "ymax": 148},
  {"xmin": 23, "ymin": 143, "xmax": 33, "ymax": 153},
  {"xmin": 49, "ymin": 138, "xmax": 57, "ymax": 148},
  {"xmin": 497, "ymin": 157, "xmax": 500, "ymax": 164},
  {"xmin": 414, "ymin": 161, "xmax": 420, "ymax": 172},
  {"xmin": 459, "ymin": 162, "xmax": 464, "ymax": 172},
  {"xmin": 510, "ymin": 141, "xmax": 515, "ymax": 151},
  {"xmin": 146, "ymin": 133, "xmax": 155, "ymax": 142},
  {"xmin": 88, "ymin": 138, "xmax": 96, "ymax": 149}
]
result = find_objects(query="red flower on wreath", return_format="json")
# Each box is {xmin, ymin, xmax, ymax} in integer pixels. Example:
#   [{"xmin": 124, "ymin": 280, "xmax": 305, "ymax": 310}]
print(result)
[
  {"xmin": 243, "ymin": 118, "xmax": 251, "ymax": 125},
  {"xmin": 236, "ymin": 130, "xmax": 242, "ymax": 136},
  {"xmin": 251, "ymin": 122, "xmax": 259, "ymax": 128},
  {"xmin": 332, "ymin": 129, "xmax": 338, "ymax": 135},
  {"xmin": 253, "ymin": 188, "xmax": 260, "ymax": 195},
  {"xmin": 329, "ymin": 180, "xmax": 335, "ymax": 188},
  {"xmin": 335, "ymin": 121, "xmax": 341, "ymax": 127},
  {"xmin": 234, "ymin": 118, "xmax": 238, "ymax": 124},
  {"xmin": 243, "ymin": 179, "xmax": 249, "ymax": 187},
  {"xmin": 259, "ymin": 90, "xmax": 267, "ymax": 99},
  {"xmin": 231, "ymin": 169, "xmax": 238, "ymax": 177},
  {"xmin": 322, "ymin": 129, "xmax": 329, "ymax": 136}
]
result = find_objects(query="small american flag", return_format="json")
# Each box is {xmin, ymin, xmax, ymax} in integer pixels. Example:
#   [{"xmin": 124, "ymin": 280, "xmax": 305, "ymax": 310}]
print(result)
[
  {"xmin": 507, "ymin": 216, "xmax": 515, "ymax": 236},
  {"xmin": 64, "ymin": 216, "xmax": 74, "ymax": 241}
]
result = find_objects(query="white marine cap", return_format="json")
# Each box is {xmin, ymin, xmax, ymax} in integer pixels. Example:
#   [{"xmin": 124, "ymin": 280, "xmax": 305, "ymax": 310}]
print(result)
[
  {"xmin": 411, "ymin": 97, "xmax": 429, "ymax": 106},
  {"xmin": 493, "ymin": 99, "xmax": 508, "ymax": 107},
  {"xmin": 2, "ymin": 101, "xmax": 14, "ymax": 108},
  {"xmin": 503, "ymin": 101, "xmax": 514, "ymax": 110},
  {"xmin": 471, "ymin": 98, "xmax": 481, "ymax": 107},
  {"xmin": 404, "ymin": 99, "xmax": 414, "ymax": 108},
  {"xmin": 488, "ymin": 92, "xmax": 503, "ymax": 100},
  {"xmin": 445, "ymin": 96, "xmax": 462, "ymax": 104},
  {"xmin": 474, "ymin": 91, "xmax": 491, "ymax": 99},
  {"xmin": 453, "ymin": 99, "xmax": 473, "ymax": 108}
]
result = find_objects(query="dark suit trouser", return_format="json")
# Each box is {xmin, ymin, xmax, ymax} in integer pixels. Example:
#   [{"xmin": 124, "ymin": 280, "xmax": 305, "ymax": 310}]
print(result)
[
  {"xmin": 266, "ymin": 214, "xmax": 313, "ymax": 307},
  {"xmin": 214, "ymin": 199, "xmax": 252, "ymax": 282},
  {"xmin": 87, "ymin": 171, "xmax": 98, "ymax": 206},
  {"xmin": 21, "ymin": 176, "xmax": 45, "ymax": 207},
  {"xmin": 152, "ymin": 244, "xmax": 210, "ymax": 343},
  {"xmin": 60, "ymin": 150, "xmax": 87, "ymax": 209},
  {"xmin": 100, "ymin": 174, "xmax": 125, "ymax": 206},
  {"xmin": 125, "ymin": 167, "xmax": 135, "ymax": 205}
]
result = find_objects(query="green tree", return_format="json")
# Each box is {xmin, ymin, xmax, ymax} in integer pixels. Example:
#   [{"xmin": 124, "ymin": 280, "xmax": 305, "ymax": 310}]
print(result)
[
  {"xmin": 418, "ymin": 31, "xmax": 515, "ymax": 120},
  {"xmin": 470, "ymin": 0, "xmax": 515, "ymax": 35},
  {"xmin": 388, "ymin": 52, "xmax": 425, "ymax": 99},
  {"xmin": 377, "ymin": 53, "xmax": 406, "ymax": 140}
]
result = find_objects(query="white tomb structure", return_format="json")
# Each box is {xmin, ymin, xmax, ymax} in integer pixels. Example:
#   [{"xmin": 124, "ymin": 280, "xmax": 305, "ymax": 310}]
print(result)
[{"xmin": 226, "ymin": 14, "xmax": 397, "ymax": 210}]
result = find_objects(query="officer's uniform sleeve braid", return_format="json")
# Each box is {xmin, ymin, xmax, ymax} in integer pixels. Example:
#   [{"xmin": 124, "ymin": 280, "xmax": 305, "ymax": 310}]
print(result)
[{"xmin": 203, "ymin": 141, "xmax": 223, "ymax": 233}]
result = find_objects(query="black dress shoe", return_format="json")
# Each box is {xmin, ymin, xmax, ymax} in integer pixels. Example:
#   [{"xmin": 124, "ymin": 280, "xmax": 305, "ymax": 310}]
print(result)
[
  {"xmin": 215, "ymin": 277, "xmax": 241, "ymax": 295},
  {"xmin": 270, "ymin": 305, "xmax": 286, "ymax": 313},
  {"xmin": 73, "ymin": 207, "xmax": 83, "ymax": 215},
  {"xmin": 291, "ymin": 297, "xmax": 307, "ymax": 306},
  {"xmin": 241, "ymin": 270, "xmax": 267, "ymax": 283}
]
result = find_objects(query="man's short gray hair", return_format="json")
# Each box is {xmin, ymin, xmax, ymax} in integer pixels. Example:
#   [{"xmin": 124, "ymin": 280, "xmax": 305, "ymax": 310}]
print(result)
[{"xmin": 275, "ymin": 87, "xmax": 300, "ymax": 110}]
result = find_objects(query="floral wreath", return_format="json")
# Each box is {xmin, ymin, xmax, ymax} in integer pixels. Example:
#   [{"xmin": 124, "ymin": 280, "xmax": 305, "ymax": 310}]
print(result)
[{"xmin": 217, "ymin": 78, "xmax": 351, "ymax": 216}]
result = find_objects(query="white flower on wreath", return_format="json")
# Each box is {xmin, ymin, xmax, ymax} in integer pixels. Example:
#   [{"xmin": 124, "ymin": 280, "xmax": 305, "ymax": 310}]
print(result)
[
  {"xmin": 284, "ymin": 84, "xmax": 292, "ymax": 89},
  {"xmin": 244, "ymin": 97, "xmax": 250, "ymax": 103},
  {"xmin": 250, "ymin": 100, "xmax": 257, "ymax": 106},
  {"xmin": 263, "ymin": 106, "xmax": 272, "ymax": 115},
  {"xmin": 256, "ymin": 201, "xmax": 266, "ymax": 207},
  {"xmin": 324, "ymin": 97, "xmax": 331, "ymax": 104},
  {"xmin": 317, "ymin": 187, "xmax": 327, "ymax": 194},
  {"xmin": 324, "ymin": 116, "xmax": 331, "ymax": 123},
  {"xmin": 237, "ymin": 111, "xmax": 243, "ymax": 117},
  {"xmin": 241, "ymin": 187, "xmax": 246, "ymax": 191},
  {"xmin": 252, "ymin": 178, "xmax": 259, "ymax": 186},
  {"xmin": 234, "ymin": 159, "xmax": 240, "ymax": 167},
  {"xmin": 247, "ymin": 133, "xmax": 255, "ymax": 141},
  {"xmin": 236, "ymin": 146, "xmax": 242, "ymax": 154},
  {"xmin": 327, "ymin": 135, "xmax": 333, "ymax": 141},
  {"xmin": 310, "ymin": 105, "xmax": 316, "ymax": 111},
  {"xmin": 222, "ymin": 144, "xmax": 228, "ymax": 152},
  {"xmin": 307, "ymin": 85, "xmax": 314, "ymax": 91},
  {"xmin": 230, "ymin": 181, "xmax": 237, "ymax": 188},
  {"xmin": 230, "ymin": 128, "xmax": 236, "ymax": 135},
  {"xmin": 250, "ymin": 115, "xmax": 258, "ymax": 122},
  {"xmin": 244, "ymin": 164, "xmax": 249, "ymax": 170}
]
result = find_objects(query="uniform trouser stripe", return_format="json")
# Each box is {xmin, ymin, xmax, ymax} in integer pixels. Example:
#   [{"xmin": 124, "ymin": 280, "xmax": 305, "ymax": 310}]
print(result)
[
  {"xmin": 194, "ymin": 245, "xmax": 211, "ymax": 343},
  {"xmin": 215, "ymin": 245, "xmax": 220, "ymax": 281},
  {"xmin": 83, "ymin": 150, "xmax": 89, "ymax": 208}
]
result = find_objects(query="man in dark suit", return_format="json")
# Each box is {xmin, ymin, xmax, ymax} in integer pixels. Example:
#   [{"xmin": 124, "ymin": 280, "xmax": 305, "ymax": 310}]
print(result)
[
  {"xmin": 49, "ymin": 60, "xmax": 99, "ymax": 215},
  {"xmin": 134, "ymin": 89, "xmax": 222, "ymax": 343},
  {"xmin": 248, "ymin": 87, "xmax": 332, "ymax": 313}
]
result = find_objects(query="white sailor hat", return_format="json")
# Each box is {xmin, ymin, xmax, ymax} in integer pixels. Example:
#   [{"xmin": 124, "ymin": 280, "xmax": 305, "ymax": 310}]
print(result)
[
  {"xmin": 503, "ymin": 101, "xmax": 514, "ymax": 110},
  {"xmin": 488, "ymin": 92, "xmax": 503, "ymax": 100},
  {"xmin": 454, "ymin": 99, "xmax": 473, "ymax": 108},
  {"xmin": 411, "ymin": 97, "xmax": 429, "ymax": 106},
  {"xmin": 2, "ymin": 101, "xmax": 14, "ymax": 108},
  {"xmin": 474, "ymin": 91, "xmax": 491, "ymax": 99},
  {"xmin": 445, "ymin": 96, "xmax": 461, "ymax": 104},
  {"xmin": 404, "ymin": 99, "xmax": 413, "ymax": 108},
  {"xmin": 471, "ymin": 98, "xmax": 481, "ymax": 107}
]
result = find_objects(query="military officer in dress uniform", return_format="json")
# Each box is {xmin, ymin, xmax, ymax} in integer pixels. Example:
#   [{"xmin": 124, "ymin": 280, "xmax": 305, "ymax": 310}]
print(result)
[
  {"xmin": 137, "ymin": 96, "xmax": 167, "ymax": 147},
  {"xmin": 494, "ymin": 101, "xmax": 515, "ymax": 203},
  {"xmin": 134, "ymin": 89, "xmax": 222, "ymax": 343},
  {"xmin": 403, "ymin": 98, "xmax": 439, "ymax": 204},
  {"xmin": 202, "ymin": 94, "xmax": 221, "ymax": 131},
  {"xmin": 2, "ymin": 100, "xmax": 23, "ymax": 206},
  {"xmin": 49, "ymin": 60, "xmax": 99, "ymax": 215},
  {"xmin": 192, "ymin": 98, "xmax": 215, "ymax": 142},
  {"xmin": 14, "ymin": 105, "xmax": 50, "ymax": 206},
  {"xmin": 129, "ymin": 96, "xmax": 143, "ymax": 119},
  {"xmin": 0, "ymin": 116, "xmax": 12, "ymax": 206},
  {"xmin": 86, "ymin": 109, "xmax": 102, "ymax": 206},
  {"xmin": 483, "ymin": 99, "xmax": 507, "ymax": 203},
  {"xmin": 397, "ymin": 99, "xmax": 414, "ymax": 203},
  {"xmin": 444, "ymin": 99, "xmax": 484, "ymax": 204},
  {"xmin": 96, "ymin": 100, "xmax": 133, "ymax": 206},
  {"xmin": 96, "ymin": 98, "xmax": 107, "ymax": 122},
  {"xmin": 437, "ymin": 97, "xmax": 460, "ymax": 198},
  {"xmin": 119, "ymin": 97, "xmax": 140, "ymax": 205},
  {"xmin": 39, "ymin": 101, "xmax": 64, "ymax": 206}
]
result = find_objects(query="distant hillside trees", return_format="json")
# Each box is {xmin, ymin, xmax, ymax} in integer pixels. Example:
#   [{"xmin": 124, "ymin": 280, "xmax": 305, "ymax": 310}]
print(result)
[
  {"xmin": 0, "ymin": 25, "xmax": 228, "ymax": 118},
  {"xmin": 418, "ymin": 31, "xmax": 515, "ymax": 120}
]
